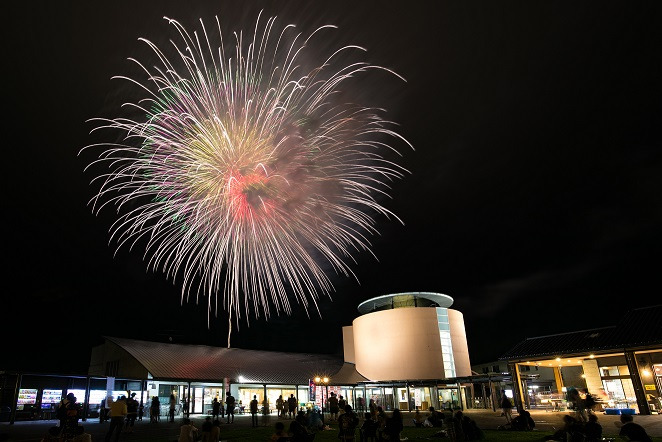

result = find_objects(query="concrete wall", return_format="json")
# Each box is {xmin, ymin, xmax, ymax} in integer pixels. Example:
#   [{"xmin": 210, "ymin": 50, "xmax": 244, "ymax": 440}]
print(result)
[
  {"xmin": 448, "ymin": 309, "xmax": 472, "ymax": 377},
  {"xmin": 352, "ymin": 307, "xmax": 445, "ymax": 381},
  {"xmin": 342, "ymin": 326, "xmax": 355, "ymax": 364},
  {"xmin": 87, "ymin": 341, "xmax": 149, "ymax": 380}
]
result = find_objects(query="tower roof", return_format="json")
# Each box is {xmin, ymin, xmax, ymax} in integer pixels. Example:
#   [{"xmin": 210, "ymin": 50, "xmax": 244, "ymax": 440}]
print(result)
[{"xmin": 357, "ymin": 292, "xmax": 453, "ymax": 314}]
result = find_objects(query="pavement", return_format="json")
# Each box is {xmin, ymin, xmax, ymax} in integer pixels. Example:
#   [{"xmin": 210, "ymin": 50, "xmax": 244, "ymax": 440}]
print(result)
[{"xmin": 1, "ymin": 408, "xmax": 661, "ymax": 441}]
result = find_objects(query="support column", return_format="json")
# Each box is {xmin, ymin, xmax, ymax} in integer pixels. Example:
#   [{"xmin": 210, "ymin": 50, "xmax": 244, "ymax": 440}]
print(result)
[
  {"xmin": 553, "ymin": 366, "xmax": 564, "ymax": 395},
  {"xmin": 187, "ymin": 382, "xmax": 192, "ymax": 416},
  {"xmin": 9, "ymin": 373, "xmax": 21, "ymax": 425},
  {"xmin": 82, "ymin": 376, "xmax": 91, "ymax": 421},
  {"xmin": 508, "ymin": 362, "xmax": 526, "ymax": 411},
  {"xmin": 625, "ymin": 350, "xmax": 651, "ymax": 415},
  {"xmin": 406, "ymin": 383, "xmax": 411, "ymax": 411}
]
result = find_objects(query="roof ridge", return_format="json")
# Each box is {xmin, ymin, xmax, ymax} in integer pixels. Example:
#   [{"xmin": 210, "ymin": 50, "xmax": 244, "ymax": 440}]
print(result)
[{"xmin": 523, "ymin": 326, "xmax": 615, "ymax": 340}]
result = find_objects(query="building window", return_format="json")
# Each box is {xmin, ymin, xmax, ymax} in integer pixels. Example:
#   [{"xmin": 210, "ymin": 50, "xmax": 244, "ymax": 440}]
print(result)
[{"xmin": 492, "ymin": 365, "xmax": 500, "ymax": 373}]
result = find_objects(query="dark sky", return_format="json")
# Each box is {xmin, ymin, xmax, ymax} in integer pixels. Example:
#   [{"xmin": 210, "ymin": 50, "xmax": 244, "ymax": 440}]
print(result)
[{"xmin": 3, "ymin": 1, "xmax": 662, "ymax": 374}]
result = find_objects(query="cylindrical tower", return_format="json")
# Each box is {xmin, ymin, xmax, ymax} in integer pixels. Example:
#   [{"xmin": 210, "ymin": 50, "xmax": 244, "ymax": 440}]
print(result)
[{"xmin": 344, "ymin": 292, "xmax": 472, "ymax": 381}]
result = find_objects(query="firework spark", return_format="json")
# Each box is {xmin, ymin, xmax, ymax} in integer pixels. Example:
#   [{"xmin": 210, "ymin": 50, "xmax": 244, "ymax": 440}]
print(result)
[{"xmin": 81, "ymin": 12, "xmax": 412, "ymax": 332}]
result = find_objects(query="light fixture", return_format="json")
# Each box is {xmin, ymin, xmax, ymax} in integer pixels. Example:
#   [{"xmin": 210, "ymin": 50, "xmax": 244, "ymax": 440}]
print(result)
[
  {"xmin": 589, "ymin": 354, "xmax": 595, "ymax": 359},
  {"xmin": 642, "ymin": 369, "xmax": 651, "ymax": 377},
  {"xmin": 314, "ymin": 376, "xmax": 321, "ymax": 383},
  {"xmin": 556, "ymin": 357, "xmax": 561, "ymax": 362}
]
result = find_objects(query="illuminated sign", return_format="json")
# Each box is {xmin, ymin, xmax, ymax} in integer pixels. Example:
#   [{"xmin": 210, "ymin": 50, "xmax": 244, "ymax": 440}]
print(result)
[
  {"xmin": 42, "ymin": 390, "xmax": 62, "ymax": 404},
  {"xmin": 645, "ymin": 384, "xmax": 656, "ymax": 391},
  {"xmin": 17, "ymin": 389, "xmax": 37, "ymax": 405}
]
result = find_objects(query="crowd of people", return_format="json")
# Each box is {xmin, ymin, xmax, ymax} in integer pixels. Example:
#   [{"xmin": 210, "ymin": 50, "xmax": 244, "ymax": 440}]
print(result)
[{"xmin": 40, "ymin": 391, "xmax": 655, "ymax": 442}]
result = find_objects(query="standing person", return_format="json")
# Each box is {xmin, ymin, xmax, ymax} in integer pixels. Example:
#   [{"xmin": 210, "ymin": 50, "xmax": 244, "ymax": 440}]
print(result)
[
  {"xmin": 360, "ymin": 412, "xmax": 378, "ymax": 441},
  {"xmin": 56, "ymin": 393, "xmax": 75, "ymax": 433},
  {"xmin": 357, "ymin": 396, "xmax": 364, "ymax": 412},
  {"xmin": 138, "ymin": 401, "xmax": 144, "ymax": 421},
  {"xmin": 337, "ymin": 404, "xmax": 359, "ymax": 441},
  {"xmin": 169, "ymin": 394, "xmax": 177, "ymax": 422},
  {"xmin": 500, "ymin": 393, "xmax": 513, "ymax": 424},
  {"xmin": 262, "ymin": 396, "xmax": 271, "ymax": 427},
  {"xmin": 63, "ymin": 394, "xmax": 82, "ymax": 439},
  {"xmin": 384, "ymin": 408, "xmax": 403, "ymax": 442},
  {"xmin": 583, "ymin": 389, "xmax": 596, "ymax": 416},
  {"xmin": 376, "ymin": 406, "xmax": 387, "ymax": 441},
  {"xmin": 219, "ymin": 396, "xmax": 225, "ymax": 419},
  {"xmin": 105, "ymin": 395, "xmax": 127, "ymax": 442},
  {"xmin": 568, "ymin": 387, "xmax": 586, "ymax": 422},
  {"xmin": 100, "ymin": 398, "xmax": 108, "ymax": 424},
  {"xmin": 250, "ymin": 394, "xmax": 259, "ymax": 427},
  {"xmin": 225, "ymin": 391, "xmax": 236, "ymax": 424},
  {"xmin": 276, "ymin": 394, "xmax": 284, "ymax": 419},
  {"xmin": 338, "ymin": 395, "xmax": 347, "ymax": 412},
  {"xmin": 328, "ymin": 392, "xmax": 339, "ymax": 421},
  {"xmin": 150, "ymin": 396, "xmax": 161, "ymax": 423},
  {"xmin": 287, "ymin": 393, "xmax": 298, "ymax": 419},
  {"xmin": 212, "ymin": 397, "xmax": 220, "ymax": 420},
  {"xmin": 125, "ymin": 392, "xmax": 139, "ymax": 433}
]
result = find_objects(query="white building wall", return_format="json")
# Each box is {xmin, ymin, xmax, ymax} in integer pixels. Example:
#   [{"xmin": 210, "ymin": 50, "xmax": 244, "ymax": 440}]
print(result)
[{"xmin": 448, "ymin": 309, "xmax": 472, "ymax": 377}]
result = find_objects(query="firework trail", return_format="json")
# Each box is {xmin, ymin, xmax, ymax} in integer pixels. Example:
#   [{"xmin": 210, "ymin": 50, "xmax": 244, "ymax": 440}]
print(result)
[{"xmin": 81, "ymin": 12, "xmax": 412, "ymax": 339}]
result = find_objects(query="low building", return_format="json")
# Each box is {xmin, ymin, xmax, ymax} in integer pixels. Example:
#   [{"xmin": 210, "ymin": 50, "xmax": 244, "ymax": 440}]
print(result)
[
  {"xmin": 499, "ymin": 304, "xmax": 662, "ymax": 415},
  {"xmin": 1, "ymin": 292, "xmax": 478, "ymax": 421}
]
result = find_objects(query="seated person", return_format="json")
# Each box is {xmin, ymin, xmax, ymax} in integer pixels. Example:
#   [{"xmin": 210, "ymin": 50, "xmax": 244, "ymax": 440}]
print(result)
[
  {"xmin": 412, "ymin": 409, "xmax": 425, "ymax": 427},
  {"xmin": 583, "ymin": 413, "xmax": 602, "ymax": 442},
  {"xmin": 424, "ymin": 406, "xmax": 444, "ymax": 427},
  {"xmin": 543, "ymin": 415, "xmax": 582, "ymax": 441},
  {"xmin": 618, "ymin": 413, "xmax": 652, "ymax": 442},
  {"xmin": 509, "ymin": 410, "xmax": 535, "ymax": 431}
]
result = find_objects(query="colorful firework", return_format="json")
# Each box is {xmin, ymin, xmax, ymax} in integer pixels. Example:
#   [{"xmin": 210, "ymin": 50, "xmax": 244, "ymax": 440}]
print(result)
[{"xmin": 81, "ymin": 12, "xmax": 412, "ymax": 331}]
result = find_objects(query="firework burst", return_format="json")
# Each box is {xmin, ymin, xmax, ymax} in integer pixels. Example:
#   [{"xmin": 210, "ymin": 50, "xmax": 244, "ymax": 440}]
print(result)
[{"xmin": 81, "ymin": 12, "xmax": 412, "ymax": 331}]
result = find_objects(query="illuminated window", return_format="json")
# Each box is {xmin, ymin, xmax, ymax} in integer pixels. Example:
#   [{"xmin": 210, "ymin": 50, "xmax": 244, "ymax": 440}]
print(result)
[{"xmin": 436, "ymin": 308, "xmax": 456, "ymax": 378}]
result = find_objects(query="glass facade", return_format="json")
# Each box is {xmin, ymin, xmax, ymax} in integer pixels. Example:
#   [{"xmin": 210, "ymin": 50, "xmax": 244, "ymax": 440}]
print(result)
[{"xmin": 436, "ymin": 307, "xmax": 456, "ymax": 378}]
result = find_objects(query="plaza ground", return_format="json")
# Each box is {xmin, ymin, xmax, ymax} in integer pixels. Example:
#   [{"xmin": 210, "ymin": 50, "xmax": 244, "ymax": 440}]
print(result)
[{"xmin": 2, "ymin": 409, "xmax": 662, "ymax": 441}]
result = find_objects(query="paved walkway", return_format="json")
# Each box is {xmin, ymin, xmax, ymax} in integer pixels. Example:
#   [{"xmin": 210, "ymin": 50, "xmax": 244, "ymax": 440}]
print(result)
[{"xmin": 1, "ymin": 408, "xmax": 661, "ymax": 440}]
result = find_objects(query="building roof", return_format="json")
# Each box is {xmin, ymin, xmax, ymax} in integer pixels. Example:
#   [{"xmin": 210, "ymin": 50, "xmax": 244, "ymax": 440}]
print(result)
[
  {"xmin": 357, "ymin": 292, "xmax": 453, "ymax": 314},
  {"xmin": 499, "ymin": 304, "xmax": 662, "ymax": 361},
  {"xmin": 105, "ymin": 336, "xmax": 358, "ymax": 385}
]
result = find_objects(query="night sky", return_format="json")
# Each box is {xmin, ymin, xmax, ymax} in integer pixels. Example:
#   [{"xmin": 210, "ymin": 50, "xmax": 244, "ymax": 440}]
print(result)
[{"xmin": 4, "ymin": 1, "xmax": 662, "ymax": 375}]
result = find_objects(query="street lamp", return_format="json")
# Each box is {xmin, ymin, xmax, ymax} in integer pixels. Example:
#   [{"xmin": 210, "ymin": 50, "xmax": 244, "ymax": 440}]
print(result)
[{"xmin": 314, "ymin": 376, "xmax": 330, "ymax": 417}]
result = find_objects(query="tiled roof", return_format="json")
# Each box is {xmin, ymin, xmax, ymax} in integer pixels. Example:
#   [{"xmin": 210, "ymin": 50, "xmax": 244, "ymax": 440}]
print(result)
[
  {"xmin": 499, "ymin": 304, "xmax": 662, "ymax": 361},
  {"xmin": 106, "ymin": 336, "xmax": 345, "ymax": 385}
]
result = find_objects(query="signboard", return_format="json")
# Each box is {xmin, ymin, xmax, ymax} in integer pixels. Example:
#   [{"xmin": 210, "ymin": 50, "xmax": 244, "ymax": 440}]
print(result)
[
  {"xmin": 17, "ymin": 389, "xmax": 38, "ymax": 405},
  {"xmin": 309, "ymin": 379, "xmax": 315, "ymax": 402},
  {"xmin": 644, "ymin": 384, "xmax": 656, "ymax": 391},
  {"xmin": 42, "ymin": 390, "xmax": 62, "ymax": 404},
  {"xmin": 414, "ymin": 389, "xmax": 422, "ymax": 407}
]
